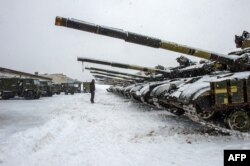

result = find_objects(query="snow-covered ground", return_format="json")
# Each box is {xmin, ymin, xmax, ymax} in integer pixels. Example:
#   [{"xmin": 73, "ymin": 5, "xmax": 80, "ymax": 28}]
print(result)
[{"xmin": 0, "ymin": 85, "xmax": 250, "ymax": 166}]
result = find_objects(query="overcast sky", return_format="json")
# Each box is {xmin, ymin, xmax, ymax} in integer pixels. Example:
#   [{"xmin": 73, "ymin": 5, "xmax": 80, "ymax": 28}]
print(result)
[{"xmin": 0, "ymin": 0, "xmax": 250, "ymax": 81}]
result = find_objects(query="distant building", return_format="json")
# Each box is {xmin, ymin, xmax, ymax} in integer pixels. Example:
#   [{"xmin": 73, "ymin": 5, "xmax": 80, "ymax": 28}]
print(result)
[{"xmin": 39, "ymin": 73, "xmax": 80, "ymax": 84}]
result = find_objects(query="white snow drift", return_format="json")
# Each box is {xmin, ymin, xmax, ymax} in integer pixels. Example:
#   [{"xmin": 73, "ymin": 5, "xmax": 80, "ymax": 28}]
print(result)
[{"xmin": 0, "ymin": 85, "xmax": 249, "ymax": 166}]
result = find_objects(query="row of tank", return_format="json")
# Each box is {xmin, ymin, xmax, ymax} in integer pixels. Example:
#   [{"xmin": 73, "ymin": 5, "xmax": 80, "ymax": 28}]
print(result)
[
  {"xmin": 0, "ymin": 77, "xmax": 84, "ymax": 100},
  {"xmin": 55, "ymin": 16, "xmax": 250, "ymax": 132}
]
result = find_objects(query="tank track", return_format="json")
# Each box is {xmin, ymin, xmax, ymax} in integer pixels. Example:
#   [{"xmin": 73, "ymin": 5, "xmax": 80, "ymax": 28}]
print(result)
[
  {"xmin": 114, "ymin": 92, "xmax": 248, "ymax": 136},
  {"xmin": 185, "ymin": 113, "xmax": 247, "ymax": 136},
  {"xmin": 151, "ymin": 102, "xmax": 246, "ymax": 136}
]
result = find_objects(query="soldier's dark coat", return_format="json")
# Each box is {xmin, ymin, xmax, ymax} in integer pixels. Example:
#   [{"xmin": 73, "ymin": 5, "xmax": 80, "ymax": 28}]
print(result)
[{"xmin": 90, "ymin": 80, "xmax": 95, "ymax": 103}]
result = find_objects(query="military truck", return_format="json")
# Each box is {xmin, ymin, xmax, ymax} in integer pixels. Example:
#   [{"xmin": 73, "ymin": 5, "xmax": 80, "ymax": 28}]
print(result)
[
  {"xmin": 61, "ymin": 83, "xmax": 75, "ymax": 95},
  {"xmin": 40, "ymin": 81, "xmax": 54, "ymax": 97},
  {"xmin": 52, "ymin": 83, "xmax": 62, "ymax": 95},
  {"xmin": 0, "ymin": 77, "xmax": 41, "ymax": 99},
  {"xmin": 83, "ymin": 82, "xmax": 90, "ymax": 93},
  {"xmin": 73, "ymin": 82, "xmax": 82, "ymax": 93}
]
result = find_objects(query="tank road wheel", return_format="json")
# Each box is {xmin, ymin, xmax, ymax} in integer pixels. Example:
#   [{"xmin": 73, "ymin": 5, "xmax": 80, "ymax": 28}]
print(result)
[
  {"xmin": 196, "ymin": 96, "xmax": 215, "ymax": 120},
  {"xmin": 226, "ymin": 109, "xmax": 250, "ymax": 132},
  {"xmin": 197, "ymin": 108, "xmax": 216, "ymax": 120},
  {"xmin": 170, "ymin": 108, "xmax": 184, "ymax": 116}
]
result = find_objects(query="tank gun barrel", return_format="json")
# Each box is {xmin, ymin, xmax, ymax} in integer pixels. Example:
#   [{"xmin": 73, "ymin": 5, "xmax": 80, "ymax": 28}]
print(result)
[
  {"xmin": 90, "ymin": 71, "xmax": 139, "ymax": 81},
  {"xmin": 93, "ymin": 74, "xmax": 134, "ymax": 83},
  {"xmin": 77, "ymin": 57, "xmax": 169, "ymax": 75},
  {"xmin": 56, "ymin": 16, "xmax": 237, "ymax": 66},
  {"xmin": 85, "ymin": 67, "xmax": 149, "ymax": 79}
]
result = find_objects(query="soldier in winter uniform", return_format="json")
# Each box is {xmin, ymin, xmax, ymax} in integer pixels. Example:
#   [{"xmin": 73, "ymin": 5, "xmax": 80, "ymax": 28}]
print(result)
[{"xmin": 90, "ymin": 79, "xmax": 95, "ymax": 103}]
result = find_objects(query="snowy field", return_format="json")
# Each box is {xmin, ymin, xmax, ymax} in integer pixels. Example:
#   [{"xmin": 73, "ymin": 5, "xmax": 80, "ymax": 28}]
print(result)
[{"xmin": 0, "ymin": 85, "xmax": 250, "ymax": 166}]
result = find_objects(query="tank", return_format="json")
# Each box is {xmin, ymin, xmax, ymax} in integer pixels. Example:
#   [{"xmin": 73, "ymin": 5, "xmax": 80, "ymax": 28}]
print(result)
[
  {"xmin": 78, "ymin": 57, "xmax": 214, "ymax": 80},
  {"xmin": 80, "ymin": 57, "xmax": 214, "ymax": 105},
  {"xmin": 83, "ymin": 59, "xmax": 166, "ymax": 100},
  {"xmin": 55, "ymin": 16, "xmax": 250, "ymax": 132},
  {"xmin": 93, "ymin": 74, "xmax": 135, "ymax": 93},
  {"xmin": 86, "ymin": 67, "xmax": 146, "ymax": 95}
]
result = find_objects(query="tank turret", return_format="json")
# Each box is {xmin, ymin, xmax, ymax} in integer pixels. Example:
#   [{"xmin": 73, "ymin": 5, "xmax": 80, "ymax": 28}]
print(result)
[
  {"xmin": 235, "ymin": 31, "xmax": 250, "ymax": 49},
  {"xmin": 56, "ymin": 16, "xmax": 250, "ymax": 71}
]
